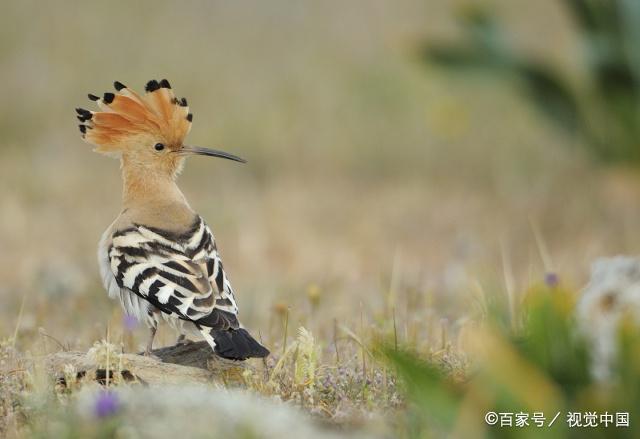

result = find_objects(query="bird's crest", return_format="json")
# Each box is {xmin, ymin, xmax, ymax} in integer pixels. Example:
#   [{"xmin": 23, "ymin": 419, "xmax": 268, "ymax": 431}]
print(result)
[{"xmin": 76, "ymin": 79, "xmax": 192, "ymax": 153}]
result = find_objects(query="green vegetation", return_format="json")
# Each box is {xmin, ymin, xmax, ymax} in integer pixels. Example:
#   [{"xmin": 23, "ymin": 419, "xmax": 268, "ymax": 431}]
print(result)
[
  {"xmin": 384, "ymin": 284, "xmax": 640, "ymax": 438},
  {"xmin": 424, "ymin": 0, "xmax": 640, "ymax": 165}
]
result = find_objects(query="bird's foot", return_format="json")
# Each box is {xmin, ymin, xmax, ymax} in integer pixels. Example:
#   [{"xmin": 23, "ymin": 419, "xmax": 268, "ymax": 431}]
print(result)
[
  {"xmin": 175, "ymin": 334, "xmax": 193, "ymax": 346},
  {"xmin": 140, "ymin": 349, "xmax": 161, "ymax": 361}
]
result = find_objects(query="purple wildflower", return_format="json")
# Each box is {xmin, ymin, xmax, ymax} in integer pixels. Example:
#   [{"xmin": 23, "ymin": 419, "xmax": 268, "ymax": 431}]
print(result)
[
  {"xmin": 94, "ymin": 390, "xmax": 120, "ymax": 418},
  {"xmin": 122, "ymin": 314, "xmax": 139, "ymax": 331},
  {"xmin": 544, "ymin": 272, "xmax": 559, "ymax": 288}
]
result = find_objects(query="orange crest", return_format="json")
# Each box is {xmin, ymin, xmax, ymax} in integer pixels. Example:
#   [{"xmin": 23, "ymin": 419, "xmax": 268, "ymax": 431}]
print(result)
[{"xmin": 76, "ymin": 79, "xmax": 192, "ymax": 153}]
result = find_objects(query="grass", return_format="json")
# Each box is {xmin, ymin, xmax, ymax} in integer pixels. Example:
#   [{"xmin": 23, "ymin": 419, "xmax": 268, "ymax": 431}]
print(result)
[
  {"xmin": 2, "ymin": 0, "xmax": 640, "ymax": 437},
  {"xmin": 382, "ymin": 282, "xmax": 640, "ymax": 438}
]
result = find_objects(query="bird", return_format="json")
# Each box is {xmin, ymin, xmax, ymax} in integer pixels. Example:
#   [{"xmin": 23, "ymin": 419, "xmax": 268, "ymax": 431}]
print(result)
[{"xmin": 76, "ymin": 79, "xmax": 270, "ymax": 360}]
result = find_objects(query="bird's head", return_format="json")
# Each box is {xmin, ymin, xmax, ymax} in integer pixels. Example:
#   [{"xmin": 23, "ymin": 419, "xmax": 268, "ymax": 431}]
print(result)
[{"xmin": 76, "ymin": 79, "xmax": 245, "ymax": 178}]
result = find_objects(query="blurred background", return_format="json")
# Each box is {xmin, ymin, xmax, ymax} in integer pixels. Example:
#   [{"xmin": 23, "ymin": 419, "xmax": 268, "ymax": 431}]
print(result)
[{"xmin": 2, "ymin": 0, "xmax": 640, "ymax": 355}]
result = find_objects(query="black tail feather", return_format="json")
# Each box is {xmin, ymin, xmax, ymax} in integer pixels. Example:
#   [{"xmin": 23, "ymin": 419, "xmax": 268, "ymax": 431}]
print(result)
[{"xmin": 213, "ymin": 328, "xmax": 270, "ymax": 360}]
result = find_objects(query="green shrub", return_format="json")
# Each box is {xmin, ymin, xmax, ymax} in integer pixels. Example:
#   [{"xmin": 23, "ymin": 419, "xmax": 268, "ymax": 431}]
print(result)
[{"xmin": 423, "ymin": 1, "xmax": 640, "ymax": 166}]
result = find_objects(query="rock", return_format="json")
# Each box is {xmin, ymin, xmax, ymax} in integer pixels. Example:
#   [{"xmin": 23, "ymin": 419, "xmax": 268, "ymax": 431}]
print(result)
[{"xmin": 45, "ymin": 341, "xmax": 250, "ymax": 386}]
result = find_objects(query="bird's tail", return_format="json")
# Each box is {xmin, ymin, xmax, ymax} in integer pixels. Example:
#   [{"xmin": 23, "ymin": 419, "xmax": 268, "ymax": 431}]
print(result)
[{"xmin": 200, "ymin": 327, "xmax": 270, "ymax": 360}]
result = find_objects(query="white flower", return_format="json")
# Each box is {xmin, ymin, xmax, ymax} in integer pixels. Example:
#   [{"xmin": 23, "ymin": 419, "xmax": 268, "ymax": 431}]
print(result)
[{"xmin": 577, "ymin": 256, "xmax": 640, "ymax": 379}]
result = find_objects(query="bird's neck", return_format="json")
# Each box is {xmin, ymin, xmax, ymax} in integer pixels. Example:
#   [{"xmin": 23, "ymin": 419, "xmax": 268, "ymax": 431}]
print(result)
[{"xmin": 121, "ymin": 160, "xmax": 188, "ymax": 210}]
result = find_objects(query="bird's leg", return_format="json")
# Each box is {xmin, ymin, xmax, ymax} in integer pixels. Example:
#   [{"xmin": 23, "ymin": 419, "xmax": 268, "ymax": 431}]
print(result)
[
  {"xmin": 175, "ymin": 334, "xmax": 194, "ymax": 346},
  {"xmin": 144, "ymin": 325, "xmax": 157, "ymax": 356}
]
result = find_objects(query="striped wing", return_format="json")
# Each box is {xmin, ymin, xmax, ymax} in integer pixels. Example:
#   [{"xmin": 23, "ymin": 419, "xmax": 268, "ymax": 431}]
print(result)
[{"xmin": 108, "ymin": 217, "xmax": 239, "ymax": 330}]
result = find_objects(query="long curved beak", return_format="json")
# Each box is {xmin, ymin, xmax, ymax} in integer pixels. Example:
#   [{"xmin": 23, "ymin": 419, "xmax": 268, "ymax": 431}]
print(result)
[{"xmin": 178, "ymin": 145, "xmax": 247, "ymax": 164}]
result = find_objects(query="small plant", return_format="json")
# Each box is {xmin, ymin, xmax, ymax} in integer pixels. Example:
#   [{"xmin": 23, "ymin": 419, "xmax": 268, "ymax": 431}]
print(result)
[
  {"xmin": 0, "ymin": 339, "xmax": 31, "ymax": 437},
  {"xmin": 293, "ymin": 327, "xmax": 318, "ymax": 389},
  {"xmin": 247, "ymin": 326, "xmax": 321, "ymax": 405}
]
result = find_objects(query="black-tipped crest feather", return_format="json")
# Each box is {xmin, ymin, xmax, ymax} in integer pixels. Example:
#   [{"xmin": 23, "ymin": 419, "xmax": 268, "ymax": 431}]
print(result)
[{"xmin": 145, "ymin": 79, "xmax": 160, "ymax": 92}]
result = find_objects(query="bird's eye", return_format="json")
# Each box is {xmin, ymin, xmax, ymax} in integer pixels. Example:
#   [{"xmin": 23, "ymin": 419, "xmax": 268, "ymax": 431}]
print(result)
[{"xmin": 154, "ymin": 143, "xmax": 165, "ymax": 151}]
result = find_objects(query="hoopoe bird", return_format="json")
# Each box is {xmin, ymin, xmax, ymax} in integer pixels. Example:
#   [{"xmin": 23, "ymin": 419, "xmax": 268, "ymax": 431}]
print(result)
[{"xmin": 76, "ymin": 79, "xmax": 269, "ymax": 360}]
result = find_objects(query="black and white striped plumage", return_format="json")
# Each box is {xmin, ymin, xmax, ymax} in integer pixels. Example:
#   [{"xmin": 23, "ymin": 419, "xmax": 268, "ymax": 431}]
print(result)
[{"xmin": 99, "ymin": 216, "xmax": 269, "ymax": 360}]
